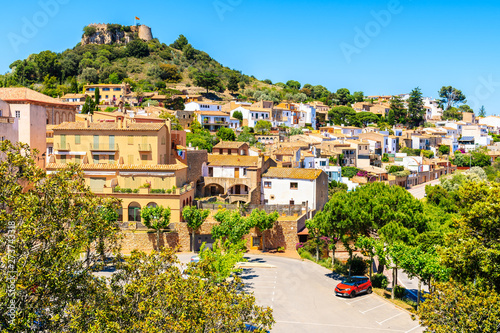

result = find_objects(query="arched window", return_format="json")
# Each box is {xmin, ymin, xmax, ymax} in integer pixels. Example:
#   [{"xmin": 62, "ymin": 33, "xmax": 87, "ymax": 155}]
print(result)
[
  {"xmin": 128, "ymin": 202, "xmax": 141, "ymax": 222},
  {"xmin": 146, "ymin": 202, "xmax": 158, "ymax": 208}
]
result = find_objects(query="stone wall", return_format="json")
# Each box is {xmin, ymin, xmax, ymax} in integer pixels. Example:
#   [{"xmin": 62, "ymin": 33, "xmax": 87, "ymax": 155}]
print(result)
[
  {"xmin": 120, "ymin": 213, "xmax": 305, "ymax": 253},
  {"xmin": 81, "ymin": 24, "xmax": 153, "ymax": 46}
]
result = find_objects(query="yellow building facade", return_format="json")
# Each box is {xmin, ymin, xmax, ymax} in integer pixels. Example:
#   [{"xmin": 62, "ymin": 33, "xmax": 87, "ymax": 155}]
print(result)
[{"xmin": 47, "ymin": 119, "xmax": 195, "ymax": 225}]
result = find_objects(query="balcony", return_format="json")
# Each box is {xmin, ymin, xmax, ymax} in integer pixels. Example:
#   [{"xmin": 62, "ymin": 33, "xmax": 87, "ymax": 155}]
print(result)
[
  {"xmin": 90, "ymin": 143, "xmax": 118, "ymax": 151},
  {"xmin": 0, "ymin": 117, "xmax": 15, "ymax": 124},
  {"xmin": 56, "ymin": 143, "xmax": 70, "ymax": 150},
  {"xmin": 138, "ymin": 144, "xmax": 152, "ymax": 152}
]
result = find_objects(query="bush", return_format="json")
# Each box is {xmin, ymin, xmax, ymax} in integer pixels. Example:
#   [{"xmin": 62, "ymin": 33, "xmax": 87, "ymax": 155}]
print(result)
[
  {"xmin": 348, "ymin": 256, "xmax": 367, "ymax": 276},
  {"xmin": 333, "ymin": 259, "xmax": 349, "ymax": 276},
  {"xmin": 394, "ymin": 285, "xmax": 406, "ymax": 299},
  {"xmin": 371, "ymin": 273, "xmax": 388, "ymax": 289},
  {"xmin": 83, "ymin": 25, "xmax": 97, "ymax": 37},
  {"xmin": 342, "ymin": 167, "xmax": 359, "ymax": 179},
  {"xmin": 298, "ymin": 248, "xmax": 314, "ymax": 261},
  {"xmin": 166, "ymin": 189, "xmax": 172, "ymax": 194},
  {"xmin": 150, "ymin": 189, "xmax": 166, "ymax": 194}
]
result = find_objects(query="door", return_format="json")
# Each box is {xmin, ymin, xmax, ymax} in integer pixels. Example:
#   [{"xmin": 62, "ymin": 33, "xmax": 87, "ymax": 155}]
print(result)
[
  {"xmin": 235, "ymin": 168, "xmax": 240, "ymax": 178},
  {"xmin": 235, "ymin": 185, "xmax": 241, "ymax": 195},
  {"xmin": 192, "ymin": 234, "xmax": 214, "ymax": 252}
]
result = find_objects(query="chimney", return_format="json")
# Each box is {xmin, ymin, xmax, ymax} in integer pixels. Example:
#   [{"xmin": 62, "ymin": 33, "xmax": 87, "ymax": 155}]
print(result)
[{"xmin": 85, "ymin": 118, "xmax": 90, "ymax": 128}]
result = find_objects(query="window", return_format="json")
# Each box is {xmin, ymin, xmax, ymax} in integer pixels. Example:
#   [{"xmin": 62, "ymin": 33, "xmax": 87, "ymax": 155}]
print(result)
[
  {"xmin": 290, "ymin": 182, "xmax": 298, "ymax": 189},
  {"xmin": 105, "ymin": 95, "xmax": 109, "ymax": 99},
  {"xmin": 60, "ymin": 155, "xmax": 66, "ymax": 164},
  {"xmin": 75, "ymin": 156, "xmax": 81, "ymax": 164},
  {"xmin": 270, "ymin": 195, "xmax": 275, "ymax": 200},
  {"xmin": 264, "ymin": 181, "xmax": 272, "ymax": 188},
  {"xmin": 47, "ymin": 147, "xmax": 53, "ymax": 155},
  {"xmin": 75, "ymin": 135, "xmax": 81, "ymax": 145},
  {"xmin": 252, "ymin": 237, "xmax": 261, "ymax": 247},
  {"xmin": 15, "ymin": 111, "xmax": 20, "ymax": 118},
  {"xmin": 141, "ymin": 154, "xmax": 148, "ymax": 160},
  {"xmin": 93, "ymin": 155, "xmax": 99, "ymax": 164},
  {"xmin": 103, "ymin": 88, "xmax": 110, "ymax": 91},
  {"xmin": 109, "ymin": 155, "xmax": 115, "ymax": 165}
]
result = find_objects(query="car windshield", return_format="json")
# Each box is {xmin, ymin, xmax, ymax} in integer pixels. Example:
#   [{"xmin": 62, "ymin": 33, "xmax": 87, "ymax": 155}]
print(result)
[{"xmin": 341, "ymin": 278, "xmax": 362, "ymax": 286}]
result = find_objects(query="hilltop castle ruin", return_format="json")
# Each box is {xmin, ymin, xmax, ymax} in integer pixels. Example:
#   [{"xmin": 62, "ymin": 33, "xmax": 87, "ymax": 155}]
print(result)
[{"xmin": 81, "ymin": 23, "xmax": 153, "ymax": 46}]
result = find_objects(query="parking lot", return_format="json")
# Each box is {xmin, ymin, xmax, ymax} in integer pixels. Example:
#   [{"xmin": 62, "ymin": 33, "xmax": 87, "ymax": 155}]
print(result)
[{"xmin": 177, "ymin": 253, "xmax": 424, "ymax": 333}]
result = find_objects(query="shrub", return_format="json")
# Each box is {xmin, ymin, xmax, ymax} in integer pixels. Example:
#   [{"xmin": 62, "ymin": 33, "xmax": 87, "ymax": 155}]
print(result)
[
  {"xmin": 83, "ymin": 25, "xmax": 97, "ymax": 37},
  {"xmin": 371, "ymin": 273, "xmax": 388, "ymax": 289},
  {"xmin": 150, "ymin": 189, "xmax": 166, "ymax": 194},
  {"xmin": 166, "ymin": 189, "xmax": 172, "ymax": 194},
  {"xmin": 298, "ymin": 249, "xmax": 314, "ymax": 261},
  {"xmin": 394, "ymin": 285, "xmax": 406, "ymax": 299},
  {"xmin": 342, "ymin": 167, "xmax": 359, "ymax": 179},
  {"xmin": 132, "ymin": 189, "xmax": 139, "ymax": 193},
  {"xmin": 348, "ymin": 256, "xmax": 367, "ymax": 276},
  {"xmin": 333, "ymin": 259, "xmax": 349, "ymax": 276}
]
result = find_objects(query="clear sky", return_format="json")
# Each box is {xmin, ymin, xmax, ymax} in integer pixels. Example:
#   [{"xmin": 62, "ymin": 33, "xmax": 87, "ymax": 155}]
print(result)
[{"xmin": 1, "ymin": 0, "xmax": 499, "ymax": 114}]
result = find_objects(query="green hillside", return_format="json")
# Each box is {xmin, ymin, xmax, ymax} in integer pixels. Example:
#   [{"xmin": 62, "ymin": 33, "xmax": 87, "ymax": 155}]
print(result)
[{"xmin": 0, "ymin": 24, "xmax": 344, "ymax": 105}]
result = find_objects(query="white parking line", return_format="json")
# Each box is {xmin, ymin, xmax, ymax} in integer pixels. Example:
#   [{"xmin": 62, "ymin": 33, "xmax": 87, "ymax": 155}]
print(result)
[
  {"xmin": 405, "ymin": 325, "xmax": 421, "ymax": 333},
  {"xmin": 377, "ymin": 313, "xmax": 403, "ymax": 325},
  {"xmin": 346, "ymin": 296, "xmax": 374, "ymax": 305},
  {"xmin": 360, "ymin": 303, "xmax": 386, "ymax": 314}
]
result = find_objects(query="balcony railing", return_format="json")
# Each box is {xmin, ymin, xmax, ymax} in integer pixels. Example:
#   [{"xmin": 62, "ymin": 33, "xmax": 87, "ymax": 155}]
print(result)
[
  {"xmin": 0, "ymin": 117, "xmax": 15, "ymax": 124},
  {"xmin": 90, "ymin": 143, "xmax": 118, "ymax": 151},
  {"xmin": 138, "ymin": 144, "xmax": 152, "ymax": 151},
  {"xmin": 56, "ymin": 143, "xmax": 70, "ymax": 150}
]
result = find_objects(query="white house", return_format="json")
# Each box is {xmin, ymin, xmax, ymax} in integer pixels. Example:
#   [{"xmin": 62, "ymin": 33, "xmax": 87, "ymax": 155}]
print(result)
[
  {"xmin": 261, "ymin": 167, "xmax": 328, "ymax": 212},
  {"xmin": 479, "ymin": 116, "xmax": 500, "ymax": 131},
  {"xmin": 196, "ymin": 111, "xmax": 235, "ymax": 132},
  {"xmin": 230, "ymin": 106, "xmax": 270, "ymax": 128},
  {"xmin": 297, "ymin": 103, "xmax": 317, "ymax": 129},
  {"xmin": 185, "ymin": 101, "xmax": 222, "ymax": 112}
]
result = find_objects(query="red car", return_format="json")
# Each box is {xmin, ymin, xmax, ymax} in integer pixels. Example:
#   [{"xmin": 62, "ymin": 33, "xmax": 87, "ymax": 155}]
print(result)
[{"xmin": 335, "ymin": 276, "xmax": 372, "ymax": 298}]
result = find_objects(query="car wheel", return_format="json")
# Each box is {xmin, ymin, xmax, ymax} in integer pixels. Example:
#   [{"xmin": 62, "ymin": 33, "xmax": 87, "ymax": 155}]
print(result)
[
  {"xmin": 349, "ymin": 291, "xmax": 356, "ymax": 298},
  {"xmin": 367, "ymin": 287, "xmax": 373, "ymax": 294}
]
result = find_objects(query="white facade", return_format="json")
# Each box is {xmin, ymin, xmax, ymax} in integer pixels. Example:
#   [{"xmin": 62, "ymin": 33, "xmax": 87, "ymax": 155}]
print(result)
[
  {"xmin": 297, "ymin": 103, "xmax": 317, "ymax": 129},
  {"xmin": 0, "ymin": 99, "xmax": 18, "ymax": 144},
  {"xmin": 262, "ymin": 177, "xmax": 318, "ymax": 210},
  {"xmin": 479, "ymin": 116, "xmax": 500, "ymax": 130},
  {"xmin": 185, "ymin": 102, "xmax": 222, "ymax": 112},
  {"xmin": 230, "ymin": 107, "xmax": 270, "ymax": 128}
]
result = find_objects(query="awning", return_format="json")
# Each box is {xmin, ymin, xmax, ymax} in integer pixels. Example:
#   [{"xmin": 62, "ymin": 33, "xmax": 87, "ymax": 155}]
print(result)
[
  {"xmin": 92, "ymin": 152, "xmax": 116, "ymax": 156},
  {"xmin": 119, "ymin": 171, "xmax": 175, "ymax": 177},
  {"xmin": 84, "ymin": 171, "xmax": 116, "ymax": 176},
  {"xmin": 297, "ymin": 227, "xmax": 309, "ymax": 236},
  {"xmin": 55, "ymin": 151, "xmax": 86, "ymax": 155}
]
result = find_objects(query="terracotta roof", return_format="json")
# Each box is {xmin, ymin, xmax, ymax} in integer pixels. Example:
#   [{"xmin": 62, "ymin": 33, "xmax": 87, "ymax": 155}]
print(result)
[
  {"xmin": 53, "ymin": 121, "xmax": 165, "ymax": 131},
  {"xmin": 273, "ymin": 147, "xmax": 297, "ymax": 156},
  {"xmin": 207, "ymin": 155, "xmax": 259, "ymax": 167},
  {"xmin": 46, "ymin": 162, "xmax": 186, "ymax": 171},
  {"xmin": 0, "ymin": 88, "xmax": 76, "ymax": 108},
  {"xmin": 213, "ymin": 141, "xmax": 247, "ymax": 149},
  {"xmin": 60, "ymin": 93, "xmax": 86, "ymax": 99},
  {"xmin": 262, "ymin": 167, "xmax": 323, "ymax": 180}
]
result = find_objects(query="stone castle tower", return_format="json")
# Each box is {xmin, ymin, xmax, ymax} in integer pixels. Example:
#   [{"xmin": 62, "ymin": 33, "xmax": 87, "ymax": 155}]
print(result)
[{"xmin": 81, "ymin": 23, "xmax": 153, "ymax": 46}]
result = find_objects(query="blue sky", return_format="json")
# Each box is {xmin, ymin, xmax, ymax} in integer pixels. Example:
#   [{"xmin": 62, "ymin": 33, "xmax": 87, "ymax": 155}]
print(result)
[{"xmin": 1, "ymin": 0, "xmax": 499, "ymax": 114}]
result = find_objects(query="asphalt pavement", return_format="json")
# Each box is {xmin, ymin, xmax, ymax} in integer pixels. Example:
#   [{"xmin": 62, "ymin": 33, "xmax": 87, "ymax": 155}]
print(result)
[
  {"xmin": 406, "ymin": 179, "xmax": 441, "ymax": 199},
  {"xmin": 177, "ymin": 253, "xmax": 424, "ymax": 333}
]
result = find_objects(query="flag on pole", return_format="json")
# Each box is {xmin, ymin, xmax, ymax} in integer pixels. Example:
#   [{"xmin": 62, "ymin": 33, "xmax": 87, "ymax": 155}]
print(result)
[{"xmin": 135, "ymin": 16, "xmax": 140, "ymax": 20}]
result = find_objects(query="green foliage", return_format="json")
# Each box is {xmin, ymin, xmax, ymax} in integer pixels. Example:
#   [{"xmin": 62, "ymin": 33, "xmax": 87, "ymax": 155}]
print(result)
[
  {"xmin": 211, "ymin": 210, "xmax": 252, "ymax": 244},
  {"xmin": 140, "ymin": 205, "xmax": 171, "ymax": 249},
  {"xmin": 126, "ymin": 39, "xmax": 150, "ymax": 58},
  {"xmin": 407, "ymin": 87, "xmax": 425, "ymax": 128},
  {"xmin": 159, "ymin": 111, "xmax": 183, "ymax": 130},
  {"xmin": 348, "ymin": 256, "xmax": 367, "ymax": 276},
  {"xmin": 386, "ymin": 165, "xmax": 404, "ymax": 174},
  {"xmin": 83, "ymin": 25, "xmax": 97, "ymax": 37},
  {"xmin": 452, "ymin": 148, "xmax": 491, "ymax": 167},
  {"xmin": 438, "ymin": 85, "xmax": 467, "ymax": 110},
  {"xmin": 440, "ymin": 182, "xmax": 500, "ymax": 291},
  {"xmin": 170, "ymin": 34, "xmax": 189, "ymax": 50},
  {"xmin": 288, "ymin": 127, "xmax": 304, "ymax": 136},
  {"xmin": 400, "ymin": 147, "xmax": 421, "ymax": 156},
  {"xmin": 186, "ymin": 119, "xmax": 218, "ymax": 152},
  {"xmin": 418, "ymin": 281, "xmax": 500, "ymax": 333},
  {"xmin": 232, "ymin": 110, "xmax": 243, "ymax": 121},
  {"xmin": 381, "ymin": 153, "xmax": 390, "ymax": 162},
  {"xmin": 341, "ymin": 166, "xmax": 359, "ymax": 179},
  {"xmin": 438, "ymin": 145, "xmax": 450, "ymax": 155},
  {"xmin": 371, "ymin": 274, "xmax": 389, "ymax": 289},
  {"xmin": 0, "ymin": 141, "xmax": 122, "ymax": 331},
  {"xmin": 237, "ymin": 126, "xmax": 256, "ymax": 145},
  {"xmin": 183, "ymin": 206, "xmax": 210, "ymax": 252},
  {"xmin": 389, "ymin": 95, "xmax": 407, "ymax": 125},
  {"xmin": 393, "ymin": 285, "xmax": 406, "ymax": 299},
  {"xmin": 254, "ymin": 120, "xmax": 272, "ymax": 134},
  {"xmin": 479, "ymin": 105, "xmax": 486, "ymax": 117},
  {"xmin": 328, "ymin": 106, "xmax": 356, "ymax": 125},
  {"xmin": 227, "ymin": 74, "xmax": 239, "ymax": 93},
  {"xmin": 422, "ymin": 150, "xmax": 434, "ymax": 159},
  {"xmin": 193, "ymin": 71, "xmax": 221, "ymax": 94},
  {"xmin": 81, "ymin": 95, "xmax": 96, "ymax": 114},
  {"xmin": 216, "ymin": 127, "xmax": 236, "ymax": 141},
  {"xmin": 442, "ymin": 106, "xmax": 463, "ymax": 121},
  {"xmin": 335, "ymin": 88, "xmax": 353, "ymax": 106},
  {"xmin": 286, "ymin": 80, "xmax": 301, "ymax": 90}
]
